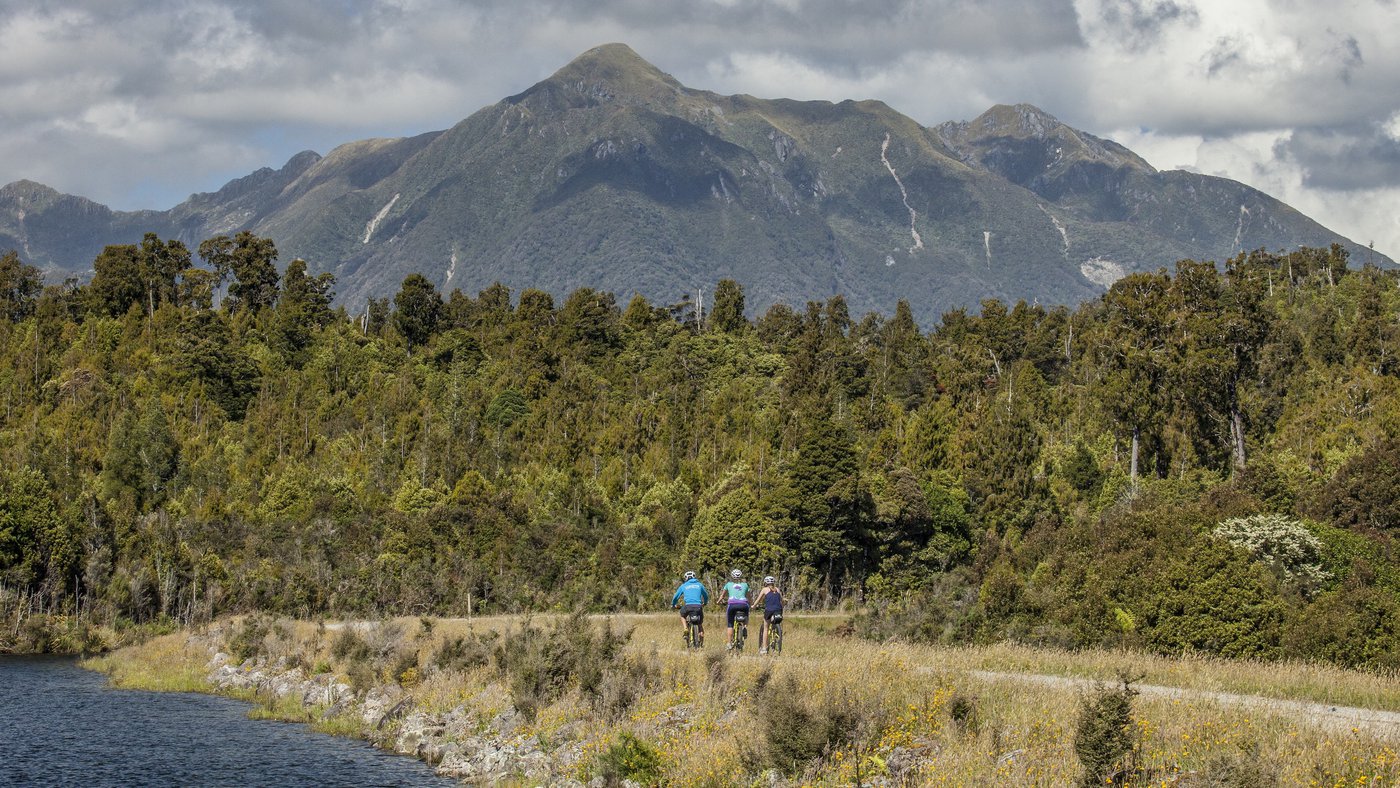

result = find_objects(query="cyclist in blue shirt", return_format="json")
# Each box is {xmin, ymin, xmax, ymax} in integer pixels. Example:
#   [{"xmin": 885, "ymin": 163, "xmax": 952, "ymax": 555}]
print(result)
[
  {"xmin": 721, "ymin": 569, "xmax": 750, "ymax": 649},
  {"xmin": 671, "ymin": 571, "xmax": 709, "ymax": 642}
]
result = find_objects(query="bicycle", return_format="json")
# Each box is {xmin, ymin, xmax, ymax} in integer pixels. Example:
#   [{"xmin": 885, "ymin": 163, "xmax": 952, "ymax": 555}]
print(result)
[
  {"xmin": 684, "ymin": 610, "xmax": 704, "ymax": 650},
  {"xmin": 730, "ymin": 608, "xmax": 748, "ymax": 654},
  {"xmin": 767, "ymin": 612, "xmax": 783, "ymax": 655}
]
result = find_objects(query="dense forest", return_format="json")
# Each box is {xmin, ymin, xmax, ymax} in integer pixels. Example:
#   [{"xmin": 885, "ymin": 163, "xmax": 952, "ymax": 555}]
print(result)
[{"xmin": 0, "ymin": 233, "xmax": 1397, "ymax": 668}]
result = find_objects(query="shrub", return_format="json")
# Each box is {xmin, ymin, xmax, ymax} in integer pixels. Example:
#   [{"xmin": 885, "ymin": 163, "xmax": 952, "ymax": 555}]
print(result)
[
  {"xmin": 1284, "ymin": 583, "xmax": 1400, "ymax": 670},
  {"xmin": 1073, "ymin": 677, "xmax": 1139, "ymax": 787},
  {"xmin": 856, "ymin": 567, "xmax": 979, "ymax": 645},
  {"xmin": 330, "ymin": 627, "xmax": 371, "ymax": 663},
  {"xmin": 346, "ymin": 660, "xmax": 376, "ymax": 696},
  {"xmin": 434, "ymin": 631, "xmax": 498, "ymax": 673},
  {"xmin": 492, "ymin": 616, "xmax": 631, "ymax": 722},
  {"xmin": 948, "ymin": 690, "xmax": 980, "ymax": 734},
  {"xmin": 416, "ymin": 616, "xmax": 436, "ymax": 640},
  {"xmin": 1136, "ymin": 540, "xmax": 1285, "ymax": 659},
  {"xmin": 1212, "ymin": 514, "xmax": 1329, "ymax": 592},
  {"xmin": 595, "ymin": 646, "xmax": 662, "ymax": 721},
  {"xmin": 229, "ymin": 615, "xmax": 273, "ymax": 662},
  {"xmin": 390, "ymin": 649, "xmax": 419, "ymax": 687},
  {"xmin": 747, "ymin": 674, "xmax": 885, "ymax": 776},
  {"xmin": 596, "ymin": 732, "xmax": 664, "ymax": 787},
  {"xmin": 1319, "ymin": 436, "xmax": 1400, "ymax": 532}
]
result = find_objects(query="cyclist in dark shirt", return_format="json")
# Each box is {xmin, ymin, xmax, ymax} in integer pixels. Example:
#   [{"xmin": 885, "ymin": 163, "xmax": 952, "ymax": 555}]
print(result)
[{"xmin": 755, "ymin": 576, "xmax": 783, "ymax": 654}]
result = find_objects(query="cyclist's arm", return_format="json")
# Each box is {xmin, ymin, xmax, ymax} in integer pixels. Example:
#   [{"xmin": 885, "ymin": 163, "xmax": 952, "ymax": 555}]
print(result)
[
  {"xmin": 754, "ymin": 588, "xmax": 767, "ymax": 605},
  {"xmin": 670, "ymin": 587, "xmax": 682, "ymax": 607}
]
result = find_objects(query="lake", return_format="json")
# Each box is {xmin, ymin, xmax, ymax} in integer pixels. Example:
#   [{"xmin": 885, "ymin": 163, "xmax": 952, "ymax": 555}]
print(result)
[{"xmin": 0, "ymin": 656, "xmax": 450, "ymax": 787}]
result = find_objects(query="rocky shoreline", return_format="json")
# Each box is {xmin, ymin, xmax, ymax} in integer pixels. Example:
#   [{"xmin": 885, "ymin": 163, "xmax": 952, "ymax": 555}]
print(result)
[{"xmin": 204, "ymin": 646, "xmax": 614, "ymax": 786}]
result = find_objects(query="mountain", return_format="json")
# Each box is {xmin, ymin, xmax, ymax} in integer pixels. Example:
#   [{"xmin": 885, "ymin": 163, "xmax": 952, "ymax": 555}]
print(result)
[{"xmin": 1, "ymin": 43, "xmax": 1387, "ymax": 324}]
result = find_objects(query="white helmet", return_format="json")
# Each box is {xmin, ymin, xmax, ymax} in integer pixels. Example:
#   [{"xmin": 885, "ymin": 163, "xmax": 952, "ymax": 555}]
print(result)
[
  {"xmin": 683, "ymin": 571, "xmax": 696, "ymax": 581},
  {"xmin": 731, "ymin": 569, "xmax": 742, "ymax": 579},
  {"xmin": 764, "ymin": 576, "xmax": 775, "ymax": 585}
]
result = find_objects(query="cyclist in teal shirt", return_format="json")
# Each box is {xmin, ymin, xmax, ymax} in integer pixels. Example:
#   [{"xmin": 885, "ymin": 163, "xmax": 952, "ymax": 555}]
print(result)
[{"xmin": 721, "ymin": 569, "xmax": 750, "ymax": 649}]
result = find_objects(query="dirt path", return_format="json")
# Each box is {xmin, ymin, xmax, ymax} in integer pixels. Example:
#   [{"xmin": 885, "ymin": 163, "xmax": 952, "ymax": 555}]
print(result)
[
  {"xmin": 322, "ymin": 615, "xmax": 1400, "ymax": 738},
  {"xmin": 966, "ymin": 670, "xmax": 1400, "ymax": 737}
]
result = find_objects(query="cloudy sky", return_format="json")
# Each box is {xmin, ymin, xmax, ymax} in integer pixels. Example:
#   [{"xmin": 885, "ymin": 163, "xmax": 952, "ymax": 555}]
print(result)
[{"xmin": 3, "ymin": 0, "xmax": 1399, "ymax": 256}]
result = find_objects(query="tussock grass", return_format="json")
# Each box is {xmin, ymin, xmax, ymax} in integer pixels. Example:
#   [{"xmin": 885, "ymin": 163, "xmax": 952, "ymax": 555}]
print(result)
[
  {"xmin": 82, "ymin": 632, "xmax": 207, "ymax": 693},
  {"xmin": 87, "ymin": 613, "xmax": 1400, "ymax": 785}
]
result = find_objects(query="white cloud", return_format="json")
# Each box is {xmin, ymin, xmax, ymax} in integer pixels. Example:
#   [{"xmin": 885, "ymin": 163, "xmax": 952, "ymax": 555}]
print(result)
[{"xmin": 0, "ymin": 0, "xmax": 1397, "ymax": 256}]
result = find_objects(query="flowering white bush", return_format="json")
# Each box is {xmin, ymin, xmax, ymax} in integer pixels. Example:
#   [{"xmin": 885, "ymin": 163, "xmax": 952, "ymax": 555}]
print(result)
[{"xmin": 1212, "ymin": 514, "xmax": 1330, "ymax": 591}]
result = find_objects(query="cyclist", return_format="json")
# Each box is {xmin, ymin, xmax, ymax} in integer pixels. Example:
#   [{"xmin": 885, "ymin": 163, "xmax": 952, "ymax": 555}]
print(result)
[
  {"xmin": 755, "ymin": 576, "xmax": 783, "ymax": 654},
  {"xmin": 720, "ymin": 569, "xmax": 750, "ymax": 650},
  {"xmin": 670, "ymin": 571, "xmax": 709, "ymax": 643}
]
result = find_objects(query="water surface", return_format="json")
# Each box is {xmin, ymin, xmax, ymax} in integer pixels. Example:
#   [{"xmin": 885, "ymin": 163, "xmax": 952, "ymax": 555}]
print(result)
[{"xmin": 0, "ymin": 656, "xmax": 450, "ymax": 787}]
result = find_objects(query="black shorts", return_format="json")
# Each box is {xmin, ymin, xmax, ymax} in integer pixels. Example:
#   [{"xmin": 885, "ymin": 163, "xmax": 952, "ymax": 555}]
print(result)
[
  {"xmin": 763, "ymin": 609, "xmax": 783, "ymax": 623},
  {"xmin": 680, "ymin": 604, "xmax": 704, "ymax": 623},
  {"xmin": 727, "ymin": 603, "xmax": 750, "ymax": 626}
]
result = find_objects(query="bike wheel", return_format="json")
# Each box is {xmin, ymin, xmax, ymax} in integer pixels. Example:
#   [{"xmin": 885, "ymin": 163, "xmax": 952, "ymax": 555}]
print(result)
[{"xmin": 772, "ymin": 623, "xmax": 782, "ymax": 654}]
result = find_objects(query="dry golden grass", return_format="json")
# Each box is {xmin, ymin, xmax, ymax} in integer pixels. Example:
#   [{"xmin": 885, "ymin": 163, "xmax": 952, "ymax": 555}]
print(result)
[
  {"xmin": 87, "ymin": 613, "xmax": 1400, "ymax": 786},
  {"xmin": 82, "ymin": 630, "xmax": 209, "ymax": 693}
]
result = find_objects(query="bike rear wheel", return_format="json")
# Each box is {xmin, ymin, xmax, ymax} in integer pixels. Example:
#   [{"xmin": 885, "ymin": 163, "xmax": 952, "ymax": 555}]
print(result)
[{"xmin": 771, "ymin": 622, "xmax": 782, "ymax": 654}]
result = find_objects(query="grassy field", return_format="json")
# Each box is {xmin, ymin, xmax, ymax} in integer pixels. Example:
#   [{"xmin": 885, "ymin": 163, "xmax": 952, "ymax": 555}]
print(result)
[{"xmin": 88, "ymin": 613, "xmax": 1400, "ymax": 786}]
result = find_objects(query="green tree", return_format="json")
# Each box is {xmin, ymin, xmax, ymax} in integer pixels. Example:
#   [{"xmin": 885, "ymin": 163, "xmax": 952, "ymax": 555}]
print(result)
[
  {"xmin": 558, "ymin": 287, "xmax": 621, "ymax": 357},
  {"xmin": 781, "ymin": 414, "xmax": 866, "ymax": 591},
  {"xmin": 1320, "ymin": 436, "xmax": 1400, "ymax": 532},
  {"xmin": 393, "ymin": 273, "xmax": 443, "ymax": 348},
  {"xmin": 101, "ymin": 401, "xmax": 179, "ymax": 512},
  {"xmin": 685, "ymin": 486, "xmax": 784, "ymax": 577},
  {"xmin": 0, "ymin": 250, "xmax": 42, "ymax": 322},
  {"xmin": 276, "ymin": 258, "xmax": 336, "ymax": 358},
  {"xmin": 202, "ymin": 231, "xmax": 280, "ymax": 312},
  {"xmin": 136, "ymin": 233, "xmax": 190, "ymax": 317},
  {"xmin": 0, "ymin": 468, "xmax": 77, "ymax": 592},
  {"xmin": 709, "ymin": 278, "xmax": 746, "ymax": 334},
  {"xmin": 88, "ymin": 243, "xmax": 145, "ymax": 316},
  {"xmin": 1091, "ymin": 270, "xmax": 1173, "ymax": 482}
]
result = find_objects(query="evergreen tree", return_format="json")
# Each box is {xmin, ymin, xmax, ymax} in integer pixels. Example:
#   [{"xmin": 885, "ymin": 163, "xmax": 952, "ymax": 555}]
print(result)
[
  {"xmin": 393, "ymin": 273, "xmax": 443, "ymax": 347},
  {"xmin": 202, "ymin": 232, "xmax": 280, "ymax": 312},
  {"xmin": 0, "ymin": 250, "xmax": 42, "ymax": 322},
  {"xmin": 709, "ymin": 279, "xmax": 746, "ymax": 334},
  {"xmin": 277, "ymin": 259, "xmax": 336, "ymax": 358},
  {"xmin": 88, "ymin": 244, "xmax": 145, "ymax": 317}
]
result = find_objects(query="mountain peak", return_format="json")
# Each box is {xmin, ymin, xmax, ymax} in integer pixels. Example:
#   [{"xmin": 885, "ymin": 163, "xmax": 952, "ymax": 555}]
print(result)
[
  {"xmin": 969, "ymin": 103, "xmax": 1068, "ymax": 138},
  {"xmin": 563, "ymin": 43, "xmax": 657, "ymax": 72},
  {"xmin": 511, "ymin": 43, "xmax": 683, "ymax": 106},
  {"xmin": 937, "ymin": 103, "xmax": 1153, "ymax": 175},
  {"xmin": 1, "ymin": 179, "xmax": 62, "ymax": 201}
]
